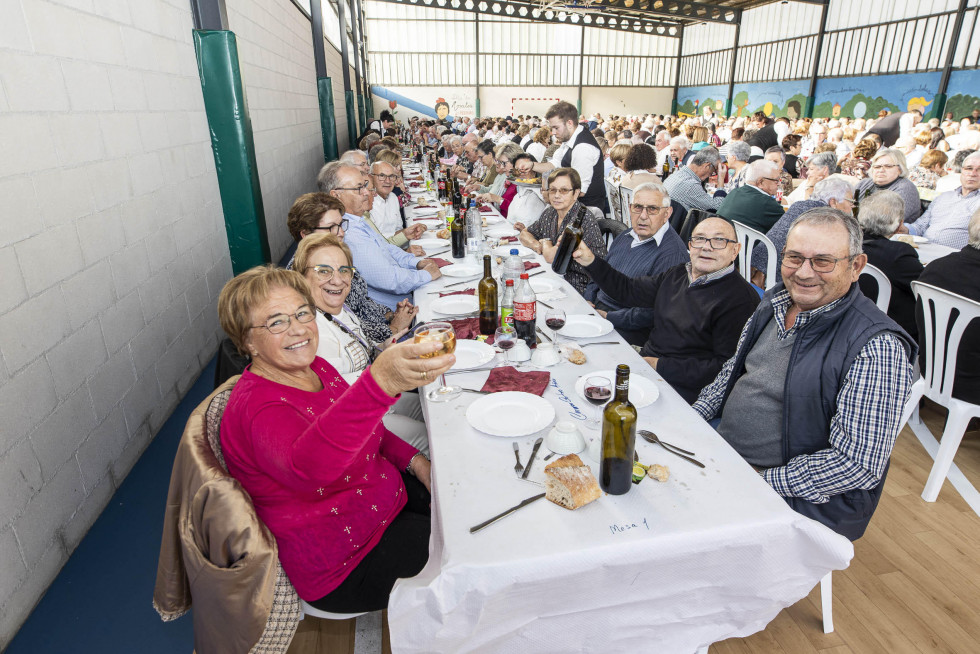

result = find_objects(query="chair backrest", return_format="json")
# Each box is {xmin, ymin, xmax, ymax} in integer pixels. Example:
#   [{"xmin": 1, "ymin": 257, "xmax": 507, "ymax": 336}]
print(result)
[
  {"xmin": 668, "ymin": 199, "xmax": 687, "ymax": 233},
  {"xmin": 912, "ymin": 281, "xmax": 980, "ymax": 407},
  {"xmin": 860, "ymin": 263, "xmax": 892, "ymax": 313},
  {"xmin": 603, "ymin": 178, "xmax": 619, "ymax": 220},
  {"xmin": 678, "ymin": 208, "xmax": 710, "ymax": 243},
  {"xmin": 597, "ymin": 218, "xmax": 629, "ymax": 250},
  {"xmin": 732, "ymin": 220, "xmax": 778, "ymax": 290},
  {"xmin": 618, "ymin": 186, "xmax": 635, "ymax": 225}
]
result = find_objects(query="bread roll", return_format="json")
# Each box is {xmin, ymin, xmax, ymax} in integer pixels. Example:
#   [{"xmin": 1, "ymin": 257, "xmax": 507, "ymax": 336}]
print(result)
[{"xmin": 544, "ymin": 454, "xmax": 601, "ymax": 510}]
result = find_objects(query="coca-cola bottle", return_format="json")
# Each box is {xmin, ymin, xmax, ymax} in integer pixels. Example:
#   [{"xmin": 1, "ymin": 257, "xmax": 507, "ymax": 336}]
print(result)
[{"xmin": 513, "ymin": 272, "xmax": 537, "ymax": 348}]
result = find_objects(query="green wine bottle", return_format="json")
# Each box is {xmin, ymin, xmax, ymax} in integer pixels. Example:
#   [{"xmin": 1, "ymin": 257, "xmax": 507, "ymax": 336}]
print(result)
[{"xmin": 599, "ymin": 364, "xmax": 637, "ymax": 495}]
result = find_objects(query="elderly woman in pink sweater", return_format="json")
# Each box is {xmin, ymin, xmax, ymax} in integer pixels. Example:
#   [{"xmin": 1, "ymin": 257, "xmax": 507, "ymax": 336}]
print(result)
[{"xmin": 217, "ymin": 266, "xmax": 453, "ymax": 612}]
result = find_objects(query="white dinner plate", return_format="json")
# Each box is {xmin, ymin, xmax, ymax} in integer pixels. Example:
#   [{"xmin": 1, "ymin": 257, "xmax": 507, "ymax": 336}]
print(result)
[
  {"xmin": 431, "ymin": 295, "xmax": 479, "ymax": 315},
  {"xmin": 493, "ymin": 244, "xmax": 534, "ymax": 257},
  {"xmin": 413, "ymin": 207, "xmax": 441, "ymax": 216},
  {"xmin": 486, "ymin": 225, "xmax": 519, "ymax": 238},
  {"xmin": 558, "ymin": 315, "xmax": 614, "ymax": 338},
  {"xmin": 465, "ymin": 392, "xmax": 556, "ymax": 437},
  {"xmin": 451, "ymin": 340, "xmax": 496, "ymax": 370},
  {"xmin": 441, "ymin": 263, "xmax": 482, "ymax": 278},
  {"xmin": 484, "ymin": 215, "xmax": 504, "ymax": 225},
  {"xmin": 414, "ymin": 237, "xmax": 450, "ymax": 247},
  {"xmin": 529, "ymin": 276, "xmax": 562, "ymax": 294},
  {"xmin": 574, "ymin": 370, "xmax": 660, "ymax": 409},
  {"xmin": 890, "ymin": 234, "xmax": 928, "ymax": 244}
]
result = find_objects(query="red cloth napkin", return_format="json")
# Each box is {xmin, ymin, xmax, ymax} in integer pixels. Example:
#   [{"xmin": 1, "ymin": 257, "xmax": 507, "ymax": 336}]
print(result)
[
  {"xmin": 439, "ymin": 289, "xmax": 475, "ymax": 297},
  {"xmin": 499, "ymin": 235, "xmax": 518, "ymax": 243},
  {"xmin": 524, "ymin": 261, "xmax": 541, "ymax": 271},
  {"xmin": 480, "ymin": 366, "xmax": 550, "ymax": 396},
  {"xmin": 479, "ymin": 205, "xmax": 492, "ymax": 213},
  {"xmin": 447, "ymin": 317, "xmax": 495, "ymax": 344},
  {"xmin": 430, "ymin": 258, "xmax": 452, "ymax": 268}
]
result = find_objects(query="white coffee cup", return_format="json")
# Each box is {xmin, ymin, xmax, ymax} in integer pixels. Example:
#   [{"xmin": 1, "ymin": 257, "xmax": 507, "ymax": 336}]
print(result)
[{"xmin": 507, "ymin": 340, "xmax": 531, "ymax": 362}]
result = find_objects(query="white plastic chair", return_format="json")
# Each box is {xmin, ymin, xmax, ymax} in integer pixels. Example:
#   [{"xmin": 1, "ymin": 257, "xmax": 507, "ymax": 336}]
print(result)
[
  {"xmin": 860, "ymin": 263, "xmax": 892, "ymax": 312},
  {"xmin": 906, "ymin": 281, "xmax": 980, "ymax": 503},
  {"xmin": 731, "ymin": 221, "xmax": 777, "ymax": 290},
  {"xmin": 820, "ymin": 572, "xmax": 834, "ymax": 633},
  {"xmin": 604, "ymin": 178, "xmax": 620, "ymax": 221},
  {"xmin": 619, "ymin": 186, "xmax": 635, "ymax": 226}
]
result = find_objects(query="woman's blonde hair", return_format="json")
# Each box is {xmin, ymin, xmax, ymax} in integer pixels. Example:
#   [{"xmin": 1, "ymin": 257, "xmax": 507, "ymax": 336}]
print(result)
[
  {"xmin": 609, "ymin": 142, "xmax": 632, "ymax": 167},
  {"xmin": 294, "ymin": 232, "xmax": 353, "ymax": 273},
  {"xmin": 218, "ymin": 266, "xmax": 316, "ymax": 357}
]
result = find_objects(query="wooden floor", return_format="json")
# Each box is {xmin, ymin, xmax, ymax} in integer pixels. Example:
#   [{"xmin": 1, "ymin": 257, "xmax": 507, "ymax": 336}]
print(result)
[{"xmin": 713, "ymin": 401, "xmax": 980, "ymax": 654}]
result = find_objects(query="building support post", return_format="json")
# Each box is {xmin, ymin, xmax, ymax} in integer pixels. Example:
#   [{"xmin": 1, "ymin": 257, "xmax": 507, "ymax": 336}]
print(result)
[
  {"xmin": 475, "ymin": 12, "xmax": 481, "ymax": 118},
  {"xmin": 805, "ymin": 0, "xmax": 830, "ymax": 119},
  {"xmin": 577, "ymin": 24, "xmax": 585, "ymax": 115},
  {"xmin": 935, "ymin": 0, "xmax": 971, "ymax": 120},
  {"xmin": 336, "ymin": 0, "xmax": 358, "ymax": 149},
  {"xmin": 671, "ymin": 25, "xmax": 683, "ymax": 115},
  {"xmin": 352, "ymin": 0, "xmax": 367, "ymax": 131},
  {"xmin": 724, "ymin": 22, "xmax": 740, "ymax": 117}
]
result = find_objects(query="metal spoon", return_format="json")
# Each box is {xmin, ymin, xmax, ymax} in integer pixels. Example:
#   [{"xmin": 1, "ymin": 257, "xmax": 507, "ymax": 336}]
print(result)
[{"xmin": 639, "ymin": 430, "xmax": 705, "ymax": 468}]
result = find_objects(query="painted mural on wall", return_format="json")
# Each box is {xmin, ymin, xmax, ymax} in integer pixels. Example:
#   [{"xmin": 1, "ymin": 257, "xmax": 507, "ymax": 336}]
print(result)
[
  {"xmin": 945, "ymin": 69, "xmax": 980, "ymax": 119},
  {"xmin": 731, "ymin": 80, "xmax": 810, "ymax": 119},
  {"xmin": 812, "ymin": 72, "xmax": 940, "ymax": 119},
  {"xmin": 676, "ymin": 85, "xmax": 728, "ymax": 117}
]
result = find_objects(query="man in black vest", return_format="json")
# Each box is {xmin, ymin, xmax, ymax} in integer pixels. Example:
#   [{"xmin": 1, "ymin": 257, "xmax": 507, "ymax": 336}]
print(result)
[
  {"xmin": 692, "ymin": 208, "xmax": 916, "ymax": 541},
  {"xmin": 515, "ymin": 100, "xmax": 608, "ymax": 214}
]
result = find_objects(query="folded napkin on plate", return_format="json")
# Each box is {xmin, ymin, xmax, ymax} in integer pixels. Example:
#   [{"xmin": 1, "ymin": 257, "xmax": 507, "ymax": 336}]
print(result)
[
  {"xmin": 429, "ymin": 258, "xmax": 453, "ymax": 268},
  {"xmin": 447, "ymin": 318, "xmax": 494, "ymax": 344},
  {"xmin": 439, "ymin": 289, "xmax": 475, "ymax": 297},
  {"xmin": 481, "ymin": 366, "xmax": 550, "ymax": 396},
  {"xmin": 524, "ymin": 261, "xmax": 541, "ymax": 271}
]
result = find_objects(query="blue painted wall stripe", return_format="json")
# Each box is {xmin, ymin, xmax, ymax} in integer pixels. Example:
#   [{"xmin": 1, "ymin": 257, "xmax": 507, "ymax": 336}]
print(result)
[{"xmin": 370, "ymin": 85, "xmax": 454, "ymax": 121}]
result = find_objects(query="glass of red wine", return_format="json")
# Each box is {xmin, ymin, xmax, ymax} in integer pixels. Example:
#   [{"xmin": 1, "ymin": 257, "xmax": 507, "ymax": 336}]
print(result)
[
  {"xmin": 494, "ymin": 325, "xmax": 517, "ymax": 365},
  {"xmin": 544, "ymin": 308, "xmax": 566, "ymax": 346},
  {"xmin": 583, "ymin": 375, "xmax": 612, "ymax": 429}
]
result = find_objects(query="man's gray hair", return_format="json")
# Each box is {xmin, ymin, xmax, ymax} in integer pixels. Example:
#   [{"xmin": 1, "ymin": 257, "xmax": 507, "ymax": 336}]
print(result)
[
  {"xmin": 963, "ymin": 150, "xmax": 980, "ymax": 169},
  {"xmin": 807, "ymin": 152, "xmax": 838, "ymax": 174},
  {"xmin": 317, "ymin": 161, "xmax": 357, "ymax": 193},
  {"xmin": 871, "ymin": 148, "xmax": 909, "ymax": 177},
  {"xmin": 690, "ymin": 146, "xmax": 721, "ymax": 167},
  {"xmin": 633, "ymin": 182, "xmax": 671, "ymax": 207},
  {"xmin": 670, "ymin": 135, "xmax": 690, "ymax": 149},
  {"xmin": 449, "ymin": 135, "xmax": 462, "ymax": 146},
  {"xmin": 969, "ymin": 206, "xmax": 980, "ymax": 249},
  {"xmin": 811, "ymin": 175, "xmax": 855, "ymax": 203},
  {"xmin": 765, "ymin": 145, "xmax": 786, "ymax": 162},
  {"xmin": 728, "ymin": 141, "xmax": 752, "ymax": 162},
  {"xmin": 788, "ymin": 207, "xmax": 864, "ymax": 257},
  {"xmin": 951, "ymin": 148, "xmax": 977, "ymax": 172},
  {"xmin": 339, "ymin": 150, "xmax": 366, "ymax": 166},
  {"xmin": 745, "ymin": 159, "xmax": 779, "ymax": 185},
  {"xmin": 857, "ymin": 190, "xmax": 904, "ymax": 237}
]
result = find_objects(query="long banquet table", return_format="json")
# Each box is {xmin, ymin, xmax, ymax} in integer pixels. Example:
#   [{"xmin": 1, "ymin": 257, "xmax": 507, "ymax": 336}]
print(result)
[{"xmin": 386, "ymin": 175, "xmax": 853, "ymax": 653}]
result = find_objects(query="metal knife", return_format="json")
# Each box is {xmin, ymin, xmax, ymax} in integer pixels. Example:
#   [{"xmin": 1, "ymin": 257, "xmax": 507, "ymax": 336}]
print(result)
[
  {"xmin": 521, "ymin": 437, "xmax": 544, "ymax": 479},
  {"xmin": 535, "ymin": 326, "xmax": 552, "ymax": 342},
  {"xmin": 526, "ymin": 269, "xmax": 547, "ymax": 278},
  {"xmin": 469, "ymin": 493, "xmax": 547, "ymax": 534}
]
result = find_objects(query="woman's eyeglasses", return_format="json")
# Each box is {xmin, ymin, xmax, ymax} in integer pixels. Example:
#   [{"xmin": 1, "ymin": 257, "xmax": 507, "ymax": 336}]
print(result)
[
  {"xmin": 308, "ymin": 264, "xmax": 356, "ymax": 281},
  {"xmin": 312, "ymin": 219, "xmax": 349, "ymax": 234},
  {"xmin": 250, "ymin": 305, "xmax": 316, "ymax": 334}
]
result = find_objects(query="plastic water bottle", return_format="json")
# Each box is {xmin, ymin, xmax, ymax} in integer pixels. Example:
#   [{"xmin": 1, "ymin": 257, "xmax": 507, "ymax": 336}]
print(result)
[
  {"xmin": 503, "ymin": 248, "xmax": 524, "ymax": 283},
  {"xmin": 466, "ymin": 200, "xmax": 483, "ymax": 260}
]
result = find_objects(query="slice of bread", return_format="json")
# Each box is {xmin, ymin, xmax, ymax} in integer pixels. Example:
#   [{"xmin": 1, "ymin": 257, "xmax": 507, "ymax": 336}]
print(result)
[{"xmin": 544, "ymin": 454, "xmax": 601, "ymax": 510}]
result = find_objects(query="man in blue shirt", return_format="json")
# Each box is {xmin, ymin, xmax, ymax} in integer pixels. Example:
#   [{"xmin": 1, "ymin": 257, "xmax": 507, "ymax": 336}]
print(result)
[{"xmin": 317, "ymin": 162, "xmax": 441, "ymax": 310}]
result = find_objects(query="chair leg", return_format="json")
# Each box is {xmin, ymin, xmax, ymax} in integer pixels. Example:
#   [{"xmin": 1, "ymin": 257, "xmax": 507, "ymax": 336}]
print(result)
[
  {"xmin": 381, "ymin": 609, "xmax": 392, "ymax": 654},
  {"xmin": 922, "ymin": 406, "xmax": 972, "ymax": 502},
  {"xmin": 820, "ymin": 572, "xmax": 833, "ymax": 634}
]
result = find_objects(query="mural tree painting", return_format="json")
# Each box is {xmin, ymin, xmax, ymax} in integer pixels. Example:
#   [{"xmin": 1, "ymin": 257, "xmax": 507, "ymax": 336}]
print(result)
[
  {"xmin": 945, "ymin": 93, "xmax": 980, "ymax": 119},
  {"xmin": 733, "ymin": 90, "xmax": 750, "ymax": 117},
  {"xmin": 813, "ymin": 93, "xmax": 898, "ymax": 119}
]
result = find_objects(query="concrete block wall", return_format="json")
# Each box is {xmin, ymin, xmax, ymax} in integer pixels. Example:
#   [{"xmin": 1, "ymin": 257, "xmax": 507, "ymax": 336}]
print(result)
[{"xmin": 0, "ymin": 1, "xmax": 229, "ymax": 645}]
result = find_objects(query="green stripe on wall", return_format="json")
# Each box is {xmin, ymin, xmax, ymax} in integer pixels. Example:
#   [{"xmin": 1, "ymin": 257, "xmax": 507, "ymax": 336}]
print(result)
[
  {"xmin": 193, "ymin": 30, "xmax": 271, "ymax": 274},
  {"xmin": 318, "ymin": 77, "xmax": 339, "ymax": 162}
]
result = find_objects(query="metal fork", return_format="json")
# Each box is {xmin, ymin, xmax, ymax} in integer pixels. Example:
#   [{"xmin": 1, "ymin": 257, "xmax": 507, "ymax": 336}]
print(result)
[
  {"xmin": 513, "ymin": 442, "xmax": 524, "ymax": 477},
  {"xmin": 639, "ymin": 430, "xmax": 704, "ymax": 468}
]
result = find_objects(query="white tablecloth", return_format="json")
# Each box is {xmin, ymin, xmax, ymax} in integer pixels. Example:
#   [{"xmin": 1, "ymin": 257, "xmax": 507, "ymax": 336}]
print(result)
[
  {"xmin": 389, "ymin": 186, "xmax": 854, "ymax": 654},
  {"xmin": 916, "ymin": 241, "xmax": 956, "ymax": 264}
]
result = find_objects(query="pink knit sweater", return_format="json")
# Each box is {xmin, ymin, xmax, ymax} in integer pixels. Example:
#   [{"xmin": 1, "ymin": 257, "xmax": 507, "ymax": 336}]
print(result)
[{"xmin": 220, "ymin": 357, "xmax": 419, "ymax": 600}]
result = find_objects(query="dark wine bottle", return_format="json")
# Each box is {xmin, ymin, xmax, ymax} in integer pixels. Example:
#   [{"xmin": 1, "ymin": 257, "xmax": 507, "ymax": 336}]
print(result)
[
  {"xmin": 478, "ymin": 255, "xmax": 498, "ymax": 335},
  {"xmin": 551, "ymin": 206, "xmax": 587, "ymax": 275},
  {"xmin": 599, "ymin": 364, "xmax": 637, "ymax": 495},
  {"xmin": 662, "ymin": 157, "xmax": 670, "ymax": 179},
  {"xmin": 451, "ymin": 207, "xmax": 466, "ymax": 258}
]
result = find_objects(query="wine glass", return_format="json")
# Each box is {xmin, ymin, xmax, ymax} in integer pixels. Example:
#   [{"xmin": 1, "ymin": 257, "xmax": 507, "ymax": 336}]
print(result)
[
  {"xmin": 544, "ymin": 308, "xmax": 566, "ymax": 346},
  {"xmin": 494, "ymin": 325, "xmax": 517, "ymax": 365},
  {"xmin": 413, "ymin": 322, "xmax": 460, "ymax": 402},
  {"xmin": 583, "ymin": 375, "xmax": 612, "ymax": 429}
]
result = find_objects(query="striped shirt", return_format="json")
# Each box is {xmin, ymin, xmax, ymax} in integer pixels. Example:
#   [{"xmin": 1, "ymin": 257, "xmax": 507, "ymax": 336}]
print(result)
[
  {"xmin": 693, "ymin": 289, "xmax": 912, "ymax": 504},
  {"xmin": 663, "ymin": 165, "xmax": 724, "ymax": 212},
  {"xmin": 906, "ymin": 186, "xmax": 980, "ymax": 249}
]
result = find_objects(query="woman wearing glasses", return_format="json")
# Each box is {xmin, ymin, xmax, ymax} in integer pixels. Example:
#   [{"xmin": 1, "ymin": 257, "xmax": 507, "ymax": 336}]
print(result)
[
  {"xmin": 855, "ymin": 148, "xmax": 922, "ymax": 225},
  {"xmin": 217, "ymin": 265, "xmax": 453, "ymax": 615},
  {"xmin": 296, "ymin": 232, "xmax": 430, "ymax": 455}
]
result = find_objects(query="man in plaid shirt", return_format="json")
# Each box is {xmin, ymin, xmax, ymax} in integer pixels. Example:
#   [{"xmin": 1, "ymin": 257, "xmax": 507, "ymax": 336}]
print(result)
[{"xmin": 693, "ymin": 208, "xmax": 915, "ymax": 540}]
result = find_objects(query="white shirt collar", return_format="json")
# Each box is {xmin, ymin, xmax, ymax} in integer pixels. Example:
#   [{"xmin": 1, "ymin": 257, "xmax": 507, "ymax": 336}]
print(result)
[{"xmin": 629, "ymin": 220, "xmax": 670, "ymax": 248}]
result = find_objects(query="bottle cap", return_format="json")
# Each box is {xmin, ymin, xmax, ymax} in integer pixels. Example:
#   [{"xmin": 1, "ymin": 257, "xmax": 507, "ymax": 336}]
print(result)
[
  {"xmin": 520, "ymin": 273, "xmax": 529, "ymax": 279},
  {"xmin": 506, "ymin": 279, "xmax": 514, "ymax": 286},
  {"xmin": 510, "ymin": 249, "xmax": 519, "ymax": 255}
]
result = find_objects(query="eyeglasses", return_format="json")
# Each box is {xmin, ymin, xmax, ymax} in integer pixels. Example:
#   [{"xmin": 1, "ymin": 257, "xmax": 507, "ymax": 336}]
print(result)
[
  {"xmin": 494, "ymin": 160, "xmax": 512, "ymax": 167},
  {"xmin": 335, "ymin": 182, "xmax": 370, "ymax": 193},
  {"xmin": 307, "ymin": 264, "xmax": 356, "ymax": 281},
  {"xmin": 250, "ymin": 305, "xmax": 316, "ymax": 334},
  {"xmin": 312, "ymin": 218, "xmax": 349, "ymax": 234},
  {"xmin": 760, "ymin": 176, "xmax": 781, "ymax": 184},
  {"xmin": 549, "ymin": 187, "xmax": 577, "ymax": 195},
  {"xmin": 371, "ymin": 173, "xmax": 399, "ymax": 182},
  {"xmin": 870, "ymin": 164, "xmax": 899, "ymax": 171},
  {"xmin": 630, "ymin": 204, "xmax": 667, "ymax": 215},
  {"xmin": 781, "ymin": 251, "xmax": 856, "ymax": 273},
  {"xmin": 690, "ymin": 235, "xmax": 737, "ymax": 250}
]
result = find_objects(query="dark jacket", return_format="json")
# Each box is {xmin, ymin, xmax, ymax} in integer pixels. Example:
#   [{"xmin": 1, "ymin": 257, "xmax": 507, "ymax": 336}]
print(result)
[
  {"xmin": 916, "ymin": 245, "xmax": 980, "ymax": 403},
  {"xmin": 561, "ymin": 128, "xmax": 608, "ymax": 213},
  {"xmin": 859, "ymin": 233, "xmax": 923, "ymax": 340},
  {"xmin": 586, "ymin": 258, "xmax": 760, "ymax": 403},
  {"xmin": 716, "ymin": 283, "xmax": 916, "ymax": 541},
  {"xmin": 717, "ymin": 184, "xmax": 786, "ymax": 233}
]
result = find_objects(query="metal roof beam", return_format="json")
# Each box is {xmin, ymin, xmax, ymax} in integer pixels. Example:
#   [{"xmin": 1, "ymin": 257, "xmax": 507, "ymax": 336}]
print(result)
[{"xmin": 601, "ymin": 0, "xmax": 740, "ymax": 25}]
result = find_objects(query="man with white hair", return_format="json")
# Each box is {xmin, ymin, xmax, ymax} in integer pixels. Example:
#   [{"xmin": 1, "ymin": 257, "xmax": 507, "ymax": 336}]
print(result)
[
  {"xmin": 901, "ymin": 151, "xmax": 980, "ymax": 248},
  {"xmin": 340, "ymin": 149, "xmax": 370, "ymax": 175},
  {"xmin": 582, "ymin": 183, "xmax": 689, "ymax": 345},
  {"xmin": 653, "ymin": 130, "xmax": 671, "ymax": 170},
  {"xmin": 664, "ymin": 147, "xmax": 725, "ymax": 212},
  {"xmin": 717, "ymin": 159, "xmax": 786, "ymax": 232},
  {"xmin": 668, "ymin": 135, "xmax": 693, "ymax": 172},
  {"xmin": 916, "ymin": 207, "xmax": 980, "ymax": 403}
]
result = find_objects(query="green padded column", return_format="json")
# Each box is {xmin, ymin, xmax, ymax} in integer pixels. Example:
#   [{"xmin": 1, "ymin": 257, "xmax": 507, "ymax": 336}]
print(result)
[
  {"xmin": 345, "ymin": 90, "xmax": 357, "ymax": 150},
  {"xmin": 930, "ymin": 93, "xmax": 947, "ymax": 122},
  {"xmin": 671, "ymin": 99, "xmax": 678, "ymax": 115},
  {"xmin": 357, "ymin": 94, "xmax": 366, "ymax": 132},
  {"xmin": 724, "ymin": 99, "xmax": 732, "ymax": 117},
  {"xmin": 318, "ymin": 77, "xmax": 339, "ymax": 162},
  {"xmin": 193, "ymin": 30, "xmax": 271, "ymax": 274},
  {"xmin": 804, "ymin": 96, "xmax": 815, "ymax": 119}
]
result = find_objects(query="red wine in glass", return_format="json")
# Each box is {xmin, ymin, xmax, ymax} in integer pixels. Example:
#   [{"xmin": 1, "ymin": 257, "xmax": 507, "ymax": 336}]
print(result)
[
  {"xmin": 545, "ymin": 317, "xmax": 566, "ymax": 331},
  {"xmin": 498, "ymin": 338, "xmax": 516, "ymax": 351},
  {"xmin": 584, "ymin": 386, "xmax": 612, "ymax": 405}
]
